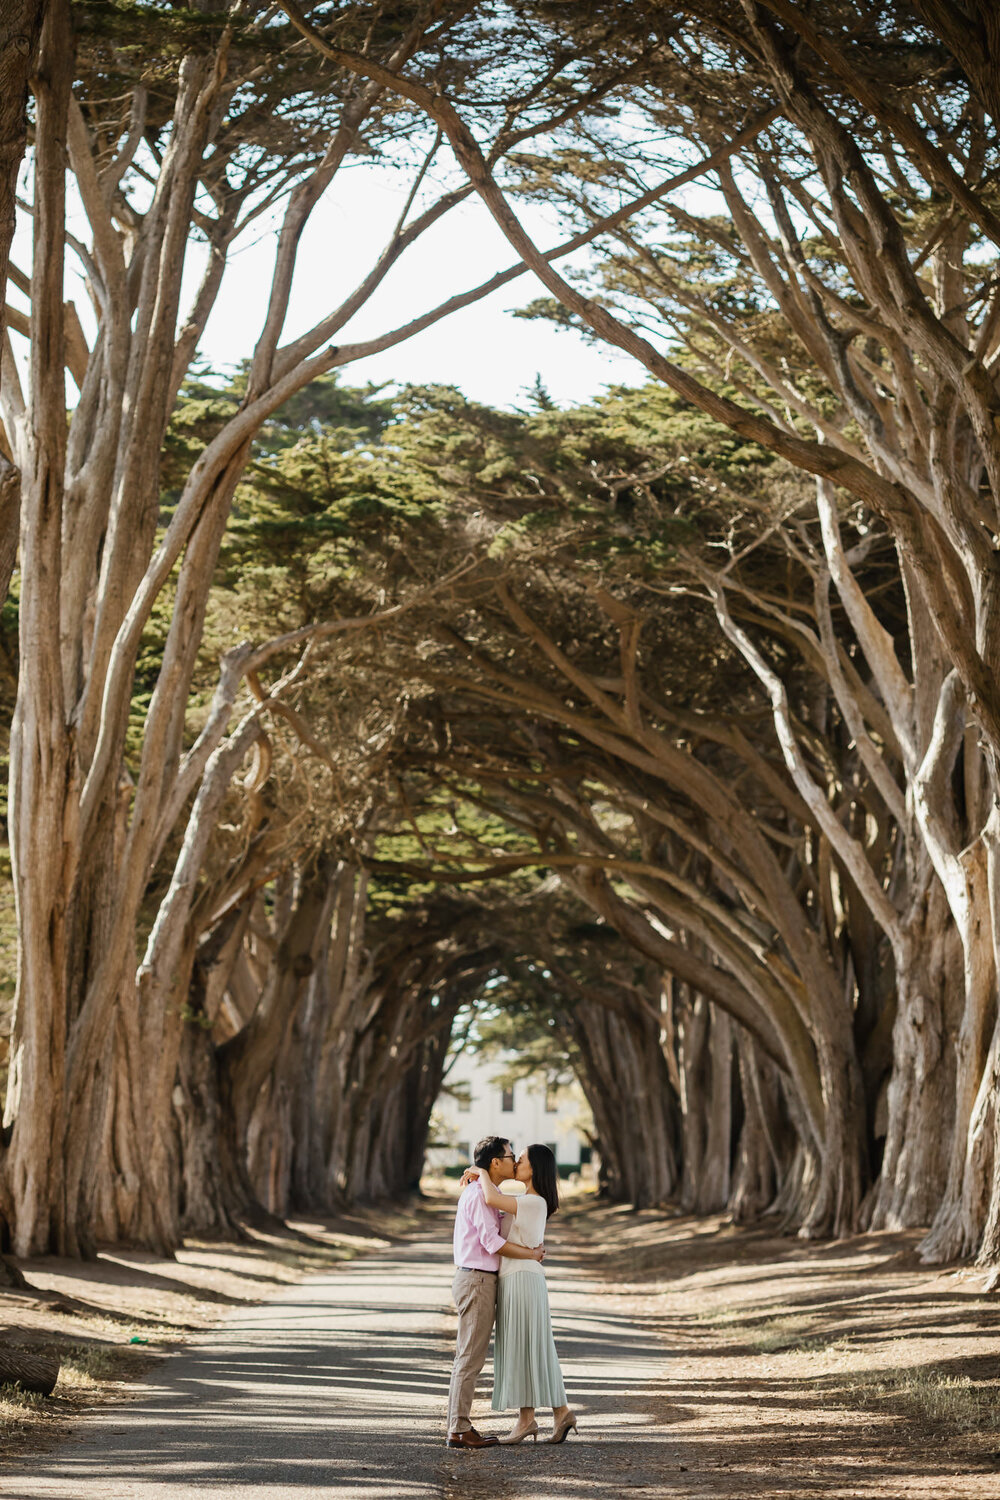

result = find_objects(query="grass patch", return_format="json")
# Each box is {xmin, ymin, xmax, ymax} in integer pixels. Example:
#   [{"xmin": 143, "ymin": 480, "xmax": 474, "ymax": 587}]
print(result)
[
  {"xmin": 691, "ymin": 1307, "xmax": 998, "ymax": 1434},
  {"xmin": 842, "ymin": 1366, "xmax": 1000, "ymax": 1433},
  {"xmin": 0, "ymin": 1387, "xmax": 45, "ymax": 1417},
  {"xmin": 692, "ymin": 1304, "xmax": 750, "ymax": 1328},
  {"xmin": 745, "ymin": 1314, "xmax": 820, "ymax": 1352},
  {"xmin": 0, "ymin": 1336, "xmax": 156, "ymax": 1458},
  {"xmin": 744, "ymin": 1315, "xmax": 851, "ymax": 1355},
  {"xmin": 691, "ymin": 1307, "xmax": 855, "ymax": 1356},
  {"xmin": 0, "ymin": 1385, "xmax": 48, "ymax": 1450},
  {"xmin": 692, "ymin": 1306, "xmax": 827, "ymax": 1350},
  {"xmin": 57, "ymin": 1341, "xmax": 148, "ymax": 1388}
]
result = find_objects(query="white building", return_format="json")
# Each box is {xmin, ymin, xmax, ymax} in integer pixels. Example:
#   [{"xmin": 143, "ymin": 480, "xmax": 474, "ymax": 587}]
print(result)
[{"xmin": 427, "ymin": 1049, "xmax": 590, "ymax": 1173}]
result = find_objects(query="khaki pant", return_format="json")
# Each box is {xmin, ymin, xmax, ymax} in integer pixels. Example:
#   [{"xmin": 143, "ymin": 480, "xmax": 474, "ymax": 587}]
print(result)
[{"xmin": 447, "ymin": 1268, "xmax": 498, "ymax": 1433}]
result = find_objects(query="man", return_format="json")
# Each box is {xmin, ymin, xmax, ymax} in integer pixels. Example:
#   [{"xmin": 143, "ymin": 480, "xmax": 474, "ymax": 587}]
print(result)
[{"xmin": 446, "ymin": 1134, "xmax": 545, "ymax": 1449}]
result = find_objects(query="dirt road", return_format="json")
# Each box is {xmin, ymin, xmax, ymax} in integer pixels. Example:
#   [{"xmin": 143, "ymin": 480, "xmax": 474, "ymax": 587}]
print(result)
[{"xmin": 1, "ymin": 1202, "xmax": 996, "ymax": 1498}]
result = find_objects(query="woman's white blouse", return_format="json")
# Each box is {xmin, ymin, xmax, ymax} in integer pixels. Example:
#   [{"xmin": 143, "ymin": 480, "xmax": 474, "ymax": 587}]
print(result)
[{"xmin": 500, "ymin": 1193, "xmax": 548, "ymax": 1276}]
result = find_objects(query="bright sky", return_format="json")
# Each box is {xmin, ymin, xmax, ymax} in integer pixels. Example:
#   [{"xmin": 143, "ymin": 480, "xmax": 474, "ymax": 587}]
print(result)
[
  {"xmin": 10, "ymin": 133, "xmax": 723, "ymax": 414},
  {"xmin": 184, "ymin": 162, "xmax": 644, "ymax": 410}
]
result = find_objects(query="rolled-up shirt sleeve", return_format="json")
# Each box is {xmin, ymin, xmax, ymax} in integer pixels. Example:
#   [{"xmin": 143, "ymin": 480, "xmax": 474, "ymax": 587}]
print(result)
[{"xmin": 470, "ymin": 1187, "xmax": 506, "ymax": 1255}]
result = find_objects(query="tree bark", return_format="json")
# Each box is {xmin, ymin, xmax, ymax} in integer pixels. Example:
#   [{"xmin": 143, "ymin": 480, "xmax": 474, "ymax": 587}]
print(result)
[
  {"xmin": 0, "ymin": 0, "xmax": 45, "ymax": 349},
  {"xmin": 868, "ymin": 877, "xmax": 963, "ymax": 1229},
  {"xmin": 919, "ymin": 833, "xmax": 998, "ymax": 1261},
  {"xmin": 729, "ymin": 1030, "xmax": 790, "ymax": 1223},
  {"xmin": 568, "ymin": 995, "xmax": 679, "ymax": 1208},
  {"xmin": 0, "ymin": 1347, "xmax": 59, "ymax": 1395},
  {"xmin": 910, "ymin": 2, "xmax": 1000, "ymax": 129},
  {"xmin": 2, "ymin": 0, "xmax": 74, "ymax": 1257},
  {"xmin": 676, "ymin": 994, "xmax": 735, "ymax": 1213},
  {"xmin": 218, "ymin": 857, "xmax": 337, "ymax": 1222}
]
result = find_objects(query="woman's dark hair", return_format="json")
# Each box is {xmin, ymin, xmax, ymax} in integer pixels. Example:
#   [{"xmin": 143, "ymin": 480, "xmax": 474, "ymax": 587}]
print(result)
[
  {"xmin": 527, "ymin": 1143, "xmax": 559, "ymax": 1217},
  {"xmin": 474, "ymin": 1135, "xmax": 512, "ymax": 1170}
]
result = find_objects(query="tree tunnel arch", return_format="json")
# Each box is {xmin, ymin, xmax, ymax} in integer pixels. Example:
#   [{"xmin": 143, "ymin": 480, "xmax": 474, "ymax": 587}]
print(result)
[
  {"xmin": 416, "ymin": 929, "xmax": 803, "ymax": 1221},
  {"xmin": 427, "ymin": 963, "xmax": 683, "ymax": 1210},
  {"xmin": 153, "ymin": 830, "xmax": 843, "ymax": 1251}
]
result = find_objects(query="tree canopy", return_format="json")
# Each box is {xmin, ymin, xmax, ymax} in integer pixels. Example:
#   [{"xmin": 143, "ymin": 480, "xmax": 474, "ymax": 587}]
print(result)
[{"xmin": 1, "ymin": 0, "xmax": 1000, "ymax": 1275}]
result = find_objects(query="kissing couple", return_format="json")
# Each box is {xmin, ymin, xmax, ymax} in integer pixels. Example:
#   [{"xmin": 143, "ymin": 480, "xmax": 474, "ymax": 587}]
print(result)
[{"xmin": 446, "ymin": 1134, "xmax": 577, "ymax": 1448}]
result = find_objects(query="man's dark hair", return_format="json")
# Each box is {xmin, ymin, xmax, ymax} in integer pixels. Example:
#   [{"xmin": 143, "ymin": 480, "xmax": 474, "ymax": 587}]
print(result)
[{"xmin": 473, "ymin": 1135, "xmax": 512, "ymax": 1170}]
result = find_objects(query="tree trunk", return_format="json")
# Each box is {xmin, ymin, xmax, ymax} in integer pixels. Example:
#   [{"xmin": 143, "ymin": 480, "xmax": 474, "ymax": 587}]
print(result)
[
  {"xmin": 218, "ymin": 857, "xmax": 337, "ymax": 1222},
  {"xmin": 569, "ymin": 997, "xmax": 679, "ymax": 1208},
  {"xmin": 2, "ymin": 0, "xmax": 75, "ymax": 1258},
  {"xmin": 701, "ymin": 1006, "xmax": 735, "ymax": 1211},
  {"xmin": 0, "ymin": 1347, "xmax": 59, "ymax": 1395},
  {"xmin": 175, "ymin": 1017, "xmax": 248, "ymax": 1236},
  {"xmin": 972, "ymin": 1026, "xmax": 1000, "ymax": 1277},
  {"xmin": 245, "ymin": 866, "xmax": 373, "ymax": 1215},
  {"xmin": 868, "ymin": 878, "xmax": 963, "ymax": 1229},
  {"xmin": 677, "ymin": 995, "xmax": 735, "ymax": 1213},
  {"xmin": 353, "ymin": 1026, "xmax": 454, "ymax": 1204},
  {"xmin": 674, "ymin": 987, "xmax": 707, "ymax": 1211},
  {"xmin": 919, "ymin": 831, "xmax": 998, "ymax": 1261},
  {"xmin": 801, "ymin": 1020, "xmax": 867, "ymax": 1239},
  {"xmin": 729, "ymin": 1030, "xmax": 790, "ymax": 1223}
]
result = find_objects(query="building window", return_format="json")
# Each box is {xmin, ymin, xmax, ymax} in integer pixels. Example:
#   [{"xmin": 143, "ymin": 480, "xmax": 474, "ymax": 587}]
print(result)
[
  {"xmin": 545, "ymin": 1083, "xmax": 558, "ymax": 1112},
  {"xmin": 501, "ymin": 1085, "xmax": 514, "ymax": 1112},
  {"xmin": 459, "ymin": 1142, "xmax": 470, "ymax": 1160},
  {"xmin": 546, "ymin": 1141, "xmax": 558, "ymax": 1160},
  {"xmin": 457, "ymin": 1091, "xmax": 471, "ymax": 1113}
]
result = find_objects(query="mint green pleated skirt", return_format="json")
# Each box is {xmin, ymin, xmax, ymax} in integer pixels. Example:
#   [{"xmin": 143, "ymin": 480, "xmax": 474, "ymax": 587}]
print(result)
[{"xmin": 492, "ymin": 1267, "xmax": 567, "ymax": 1410}]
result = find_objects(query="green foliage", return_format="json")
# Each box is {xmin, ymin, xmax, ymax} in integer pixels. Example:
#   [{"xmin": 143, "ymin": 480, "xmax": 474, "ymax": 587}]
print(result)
[
  {"xmin": 465, "ymin": 989, "xmax": 574, "ymax": 1081},
  {"xmin": 203, "ymin": 379, "xmax": 445, "ymax": 649},
  {"xmin": 120, "ymin": 356, "xmax": 826, "ymax": 1037},
  {"xmin": 69, "ymin": 1, "xmax": 441, "ymax": 177}
]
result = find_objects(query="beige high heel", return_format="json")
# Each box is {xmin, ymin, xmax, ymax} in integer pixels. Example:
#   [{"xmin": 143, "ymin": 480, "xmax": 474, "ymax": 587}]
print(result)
[
  {"xmin": 548, "ymin": 1411, "xmax": 578, "ymax": 1443},
  {"xmin": 499, "ymin": 1419, "xmax": 538, "ymax": 1444}
]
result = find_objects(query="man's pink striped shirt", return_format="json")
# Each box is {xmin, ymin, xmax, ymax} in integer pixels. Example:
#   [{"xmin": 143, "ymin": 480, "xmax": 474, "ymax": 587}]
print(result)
[{"xmin": 453, "ymin": 1181, "xmax": 506, "ymax": 1270}]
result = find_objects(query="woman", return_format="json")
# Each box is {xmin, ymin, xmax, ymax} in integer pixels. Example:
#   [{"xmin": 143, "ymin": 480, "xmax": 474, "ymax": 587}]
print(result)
[{"xmin": 464, "ymin": 1143, "xmax": 577, "ymax": 1444}]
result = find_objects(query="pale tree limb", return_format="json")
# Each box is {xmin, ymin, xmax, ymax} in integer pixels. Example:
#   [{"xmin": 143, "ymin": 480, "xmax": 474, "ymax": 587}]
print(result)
[
  {"xmin": 66, "ymin": 95, "xmax": 126, "ymax": 299},
  {"xmin": 814, "ymin": 478, "xmax": 915, "ymax": 758},
  {"xmin": 811, "ymin": 567, "xmax": 906, "ymax": 826},
  {"xmin": 702, "ymin": 568, "xmax": 904, "ymax": 953},
  {"xmin": 246, "ymin": 3, "xmax": 438, "ymax": 395}
]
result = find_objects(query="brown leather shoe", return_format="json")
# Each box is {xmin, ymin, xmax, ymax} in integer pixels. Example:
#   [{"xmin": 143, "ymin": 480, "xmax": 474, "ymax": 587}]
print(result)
[{"xmin": 446, "ymin": 1426, "xmax": 499, "ymax": 1449}]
